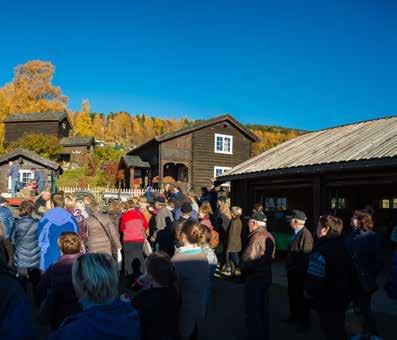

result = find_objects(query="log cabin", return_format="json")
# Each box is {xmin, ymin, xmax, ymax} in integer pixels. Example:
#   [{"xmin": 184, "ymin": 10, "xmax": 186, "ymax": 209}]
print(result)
[
  {"xmin": 217, "ymin": 115, "xmax": 397, "ymax": 248},
  {"xmin": 121, "ymin": 114, "xmax": 258, "ymax": 192}
]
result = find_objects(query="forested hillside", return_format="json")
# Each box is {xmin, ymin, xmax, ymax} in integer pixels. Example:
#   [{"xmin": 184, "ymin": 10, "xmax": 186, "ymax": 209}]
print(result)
[{"xmin": 0, "ymin": 60, "xmax": 305, "ymax": 156}]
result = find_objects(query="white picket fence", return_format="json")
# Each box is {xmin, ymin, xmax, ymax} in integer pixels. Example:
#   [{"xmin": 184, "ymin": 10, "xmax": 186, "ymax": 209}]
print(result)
[{"xmin": 59, "ymin": 186, "xmax": 159, "ymax": 202}]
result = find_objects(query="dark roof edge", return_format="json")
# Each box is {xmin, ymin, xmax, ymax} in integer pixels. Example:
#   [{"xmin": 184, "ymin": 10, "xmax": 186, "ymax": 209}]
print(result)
[
  {"xmin": 0, "ymin": 148, "xmax": 59, "ymax": 169},
  {"xmin": 217, "ymin": 157, "xmax": 397, "ymax": 182},
  {"xmin": 127, "ymin": 138, "xmax": 158, "ymax": 155}
]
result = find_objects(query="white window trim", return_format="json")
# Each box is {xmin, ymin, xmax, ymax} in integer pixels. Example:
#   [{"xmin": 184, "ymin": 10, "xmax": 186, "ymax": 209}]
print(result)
[
  {"xmin": 7, "ymin": 169, "xmax": 34, "ymax": 189},
  {"xmin": 214, "ymin": 166, "xmax": 232, "ymax": 178},
  {"xmin": 214, "ymin": 133, "xmax": 233, "ymax": 154}
]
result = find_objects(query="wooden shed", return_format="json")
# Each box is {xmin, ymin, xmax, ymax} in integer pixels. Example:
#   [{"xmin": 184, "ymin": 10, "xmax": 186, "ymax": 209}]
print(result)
[
  {"xmin": 0, "ymin": 148, "xmax": 60, "ymax": 195},
  {"xmin": 217, "ymin": 115, "xmax": 397, "ymax": 245},
  {"xmin": 125, "ymin": 114, "xmax": 258, "ymax": 192},
  {"xmin": 3, "ymin": 112, "xmax": 72, "ymax": 146},
  {"xmin": 118, "ymin": 155, "xmax": 150, "ymax": 189},
  {"xmin": 60, "ymin": 136, "xmax": 95, "ymax": 167}
]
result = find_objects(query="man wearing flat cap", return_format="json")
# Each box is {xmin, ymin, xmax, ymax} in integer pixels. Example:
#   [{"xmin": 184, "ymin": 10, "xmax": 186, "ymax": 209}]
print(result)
[
  {"xmin": 241, "ymin": 211, "xmax": 275, "ymax": 340},
  {"xmin": 283, "ymin": 210, "xmax": 313, "ymax": 334}
]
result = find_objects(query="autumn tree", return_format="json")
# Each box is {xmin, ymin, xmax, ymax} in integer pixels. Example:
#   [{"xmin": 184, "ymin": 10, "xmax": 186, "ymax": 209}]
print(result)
[
  {"xmin": 7, "ymin": 134, "xmax": 62, "ymax": 160},
  {"xmin": 74, "ymin": 99, "xmax": 94, "ymax": 137},
  {"xmin": 0, "ymin": 60, "xmax": 68, "ymax": 143}
]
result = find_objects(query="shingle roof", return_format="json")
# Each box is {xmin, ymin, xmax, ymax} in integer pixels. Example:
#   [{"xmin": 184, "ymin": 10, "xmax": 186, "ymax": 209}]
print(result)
[
  {"xmin": 60, "ymin": 136, "xmax": 95, "ymax": 147},
  {"xmin": 4, "ymin": 112, "xmax": 70, "ymax": 123},
  {"xmin": 218, "ymin": 115, "xmax": 397, "ymax": 180},
  {"xmin": 0, "ymin": 148, "xmax": 59, "ymax": 169},
  {"xmin": 121, "ymin": 156, "xmax": 150, "ymax": 168},
  {"xmin": 129, "ymin": 114, "xmax": 258, "ymax": 154}
]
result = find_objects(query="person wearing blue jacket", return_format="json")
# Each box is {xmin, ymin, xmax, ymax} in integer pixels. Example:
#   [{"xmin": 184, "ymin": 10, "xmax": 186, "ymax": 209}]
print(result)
[
  {"xmin": 48, "ymin": 253, "xmax": 140, "ymax": 340},
  {"xmin": 38, "ymin": 193, "xmax": 78, "ymax": 271},
  {"xmin": 11, "ymin": 200, "xmax": 41, "ymax": 285}
]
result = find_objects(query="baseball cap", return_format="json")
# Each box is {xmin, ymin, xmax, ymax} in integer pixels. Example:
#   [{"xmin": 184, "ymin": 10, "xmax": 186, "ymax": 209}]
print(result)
[
  {"xmin": 288, "ymin": 210, "xmax": 307, "ymax": 221},
  {"xmin": 250, "ymin": 211, "xmax": 267, "ymax": 223}
]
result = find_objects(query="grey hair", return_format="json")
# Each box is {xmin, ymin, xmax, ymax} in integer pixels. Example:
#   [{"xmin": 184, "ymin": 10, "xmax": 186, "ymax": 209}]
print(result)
[
  {"xmin": 231, "ymin": 206, "xmax": 242, "ymax": 216},
  {"xmin": 72, "ymin": 253, "xmax": 118, "ymax": 304}
]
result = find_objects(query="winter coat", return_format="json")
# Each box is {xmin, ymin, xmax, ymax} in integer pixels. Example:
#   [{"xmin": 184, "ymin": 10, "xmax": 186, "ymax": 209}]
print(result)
[
  {"xmin": 285, "ymin": 227, "xmax": 313, "ymax": 274},
  {"xmin": 38, "ymin": 208, "xmax": 79, "ymax": 271},
  {"xmin": 345, "ymin": 228, "xmax": 382, "ymax": 285},
  {"xmin": 172, "ymin": 246, "xmax": 209, "ymax": 338},
  {"xmin": 385, "ymin": 250, "xmax": 397, "ymax": 300},
  {"xmin": 48, "ymin": 299, "xmax": 140, "ymax": 340},
  {"xmin": 12, "ymin": 215, "xmax": 40, "ymax": 269},
  {"xmin": 241, "ymin": 227, "xmax": 275, "ymax": 282},
  {"xmin": 0, "ymin": 259, "xmax": 37, "ymax": 339},
  {"xmin": 86, "ymin": 212, "xmax": 121, "ymax": 255},
  {"xmin": 119, "ymin": 208, "xmax": 148, "ymax": 243},
  {"xmin": 0, "ymin": 205, "xmax": 15, "ymax": 239},
  {"xmin": 226, "ymin": 217, "xmax": 242, "ymax": 252},
  {"xmin": 305, "ymin": 235, "xmax": 352, "ymax": 310},
  {"xmin": 133, "ymin": 287, "xmax": 179, "ymax": 340},
  {"xmin": 37, "ymin": 253, "xmax": 81, "ymax": 330}
]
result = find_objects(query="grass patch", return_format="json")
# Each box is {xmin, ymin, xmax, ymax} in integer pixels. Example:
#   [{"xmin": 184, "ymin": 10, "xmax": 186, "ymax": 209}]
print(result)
[{"xmin": 58, "ymin": 168, "xmax": 99, "ymax": 188}]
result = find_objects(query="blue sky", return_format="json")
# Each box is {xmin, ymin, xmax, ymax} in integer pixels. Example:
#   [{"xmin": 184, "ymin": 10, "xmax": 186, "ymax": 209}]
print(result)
[{"xmin": 1, "ymin": 0, "xmax": 397, "ymax": 130}]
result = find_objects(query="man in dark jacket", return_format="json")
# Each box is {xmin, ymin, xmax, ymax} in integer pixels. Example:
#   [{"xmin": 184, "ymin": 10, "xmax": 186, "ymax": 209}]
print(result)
[
  {"xmin": 284, "ymin": 210, "xmax": 313, "ymax": 333},
  {"xmin": 305, "ymin": 215, "xmax": 352, "ymax": 340},
  {"xmin": 241, "ymin": 211, "xmax": 275, "ymax": 340}
]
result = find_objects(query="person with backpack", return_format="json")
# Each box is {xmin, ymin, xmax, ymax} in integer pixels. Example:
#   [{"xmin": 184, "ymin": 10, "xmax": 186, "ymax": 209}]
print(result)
[
  {"xmin": 11, "ymin": 200, "xmax": 40, "ymax": 288},
  {"xmin": 38, "ymin": 193, "xmax": 79, "ymax": 272},
  {"xmin": 37, "ymin": 232, "xmax": 82, "ymax": 330},
  {"xmin": 305, "ymin": 215, "xmax": 352, "ymax": 340},
  {"xmin": 119, "ymin": 197, "xmax": 149, "ymax": 277}
]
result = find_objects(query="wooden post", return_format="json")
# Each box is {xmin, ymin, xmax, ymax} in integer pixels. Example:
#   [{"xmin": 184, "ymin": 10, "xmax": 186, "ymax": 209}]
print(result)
[
  {"xmin": 129, "ymin": 167, "xmax": 135, "ymax": 189},
  {"xmin": 312, "ymin": 176, "xmax": 321, "ymax": 234}
]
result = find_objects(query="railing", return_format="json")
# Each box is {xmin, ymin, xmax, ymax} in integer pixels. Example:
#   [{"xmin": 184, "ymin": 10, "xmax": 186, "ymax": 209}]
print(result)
[{"xmin": 59, "ymin": 186, "xmax": 159, "ymax": 202}]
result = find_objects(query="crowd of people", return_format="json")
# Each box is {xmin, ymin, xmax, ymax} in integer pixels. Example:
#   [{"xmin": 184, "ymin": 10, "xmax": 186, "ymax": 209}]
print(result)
[{"xmin": 0, "ymin": 184, "xmax": 396, "ymax": 340}]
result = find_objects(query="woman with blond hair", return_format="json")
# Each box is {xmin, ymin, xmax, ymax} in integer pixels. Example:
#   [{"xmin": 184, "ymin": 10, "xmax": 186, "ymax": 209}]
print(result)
[
  {"xmin": 37, "ymin": 232, "xmax": 82, "ymax": 330},
  {"xmin": 172, "ymin": 220, "xmax": 209, "ymax": 340},
  {"xmin": 48, "ymin": 253, "xmax": 140, "ymax": 339}
]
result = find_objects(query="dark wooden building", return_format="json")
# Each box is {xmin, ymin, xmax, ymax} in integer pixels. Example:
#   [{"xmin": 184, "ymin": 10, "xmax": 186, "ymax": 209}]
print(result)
[
  {"xmin": 217, "ymin": 116, "xmax": 397, "ymax": 243},
  {"xmin": 0, "ymin": 148, "xmax": 60, "ymax": 195},
  {"xmin": 118, "ymin": 156, "xmax": 150, "ymax": 189},
  {"xmin": 3, "ymin": 112, "xmax": 72, "ymax": 146},
  {"xmin": 60, "ymin": 136, "xmax": 95, "ymax": 167},
  {"xmin": 123, "ymin": 115, "xmax": 257, "ymax": 192}
]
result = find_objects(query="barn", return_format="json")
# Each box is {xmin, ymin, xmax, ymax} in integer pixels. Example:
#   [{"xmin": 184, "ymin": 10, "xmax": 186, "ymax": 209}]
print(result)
[
  {"xmin": 122, "ymin": 114, "xmax": 258, "ymax": 192},
  {"xmin": 217, "ymin": 116, "xmax": 397, "ymax": 246}
]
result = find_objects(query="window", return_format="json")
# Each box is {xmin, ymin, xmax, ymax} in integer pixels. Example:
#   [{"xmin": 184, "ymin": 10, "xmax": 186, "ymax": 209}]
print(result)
[
  {"xmin": 393, "ymin": 198, "xmax": 397, "ymax": 209},
  {"xmin": 380, "ymin": 199, "xmax": 390, "ymax": 209},
  {"xmin": 214, "ymin": 166, "xmax": 232, "ymax": 178},
  {"xmin": 264, "ymin": 197, "xmax": 287, "ymax": 211},
  {"xmin": 330, "ymin": 197, "xmax": 347, "ymax": 209},
  {"xmin": 19, "ymin": 170, "xmax": 33, "ymax": 187},
  {"xmin": 214, "ymin": 134, "xmax": 233, "ymax": 154}
]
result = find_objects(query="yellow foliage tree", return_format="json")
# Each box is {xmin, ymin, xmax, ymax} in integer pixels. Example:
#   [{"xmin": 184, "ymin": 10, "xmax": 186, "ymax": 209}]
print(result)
[{"xmin": 74, "ymin": 99, "xmax": 94, "ymax": 137}]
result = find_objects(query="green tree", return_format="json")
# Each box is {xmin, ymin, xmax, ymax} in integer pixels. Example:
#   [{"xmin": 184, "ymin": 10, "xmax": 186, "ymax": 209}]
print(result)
[{"xmin": 7, "ymin": 134, "xmax": 62, "ymax": 160}]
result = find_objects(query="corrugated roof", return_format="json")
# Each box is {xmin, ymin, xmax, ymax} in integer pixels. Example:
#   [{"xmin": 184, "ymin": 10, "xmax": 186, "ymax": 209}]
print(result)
[
  {"xmin": 219, "ymin": 115, "xmax": 397, "ymax": 180},
  {"xmin": 121, "ymin": 156, "xmax": 150, "ymax": 168},
  {"xmin": 0, "ymin": 148, "xmax": 59, "ymax": 169},
  {"xmin": 60, "ymin": 136, "xmax": 95, "ymax": 146},
  {"xmin": 4, "ymin": 112, "xmax": 69, "ymax": 123}
]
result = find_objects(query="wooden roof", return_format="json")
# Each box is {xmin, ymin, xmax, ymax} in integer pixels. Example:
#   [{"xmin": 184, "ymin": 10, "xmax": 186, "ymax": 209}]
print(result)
[
  {"xmin": 0, "ymin": 148, "xmax": 59, "ymax": 170},
  {"xmin": 218, "ymin": 115, "xmax": 397, "ymax": 180},
  {"xmin": 129, "ymin": 114, "xmax": 258, "ymax": 154},
  {"xmin": 60, "ymin": 136, "xmax": 95, "ymax": 147},
  {"xmin": 120, "ymin": 155, "xmax": 150, "ymax": 168},
  {"xmin": 4, "ymin": 112, "xmax": 72, "ymax": 126}
]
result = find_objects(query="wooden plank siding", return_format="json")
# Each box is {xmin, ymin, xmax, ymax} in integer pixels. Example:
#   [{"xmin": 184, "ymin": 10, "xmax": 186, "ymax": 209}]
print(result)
[
  {"xmin": 4, "ymin": 118, "xmax": 71, "ymax": 145},
  {"xmin": 191, "ymin": 121, "xmax": 252, "ymax": 192}
]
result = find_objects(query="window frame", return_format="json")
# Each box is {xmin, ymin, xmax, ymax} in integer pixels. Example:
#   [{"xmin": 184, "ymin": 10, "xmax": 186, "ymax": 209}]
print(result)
[
  {"xmin": 213, "ymin": 166, "xmax": 232, "ymax": 178},
  {"xmin": 214, "ymin": 133, "xmax": 233, "ymax": 154}
]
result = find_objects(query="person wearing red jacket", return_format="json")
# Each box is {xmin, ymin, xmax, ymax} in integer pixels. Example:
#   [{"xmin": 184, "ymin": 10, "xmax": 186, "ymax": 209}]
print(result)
[{"xmin": 119, "ymin": 198, "xmax": 149, "ymax": 278}]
